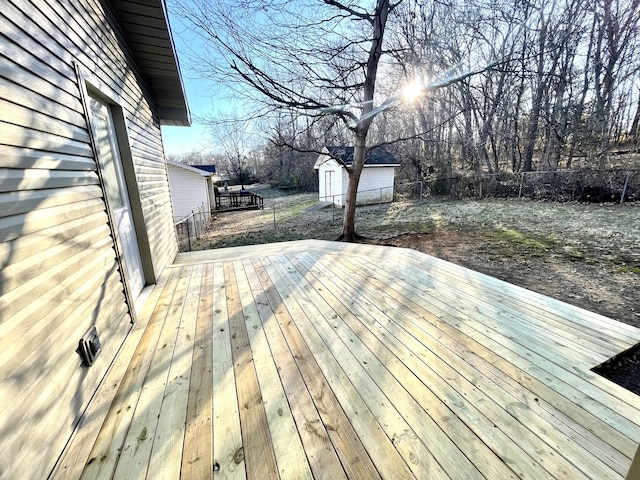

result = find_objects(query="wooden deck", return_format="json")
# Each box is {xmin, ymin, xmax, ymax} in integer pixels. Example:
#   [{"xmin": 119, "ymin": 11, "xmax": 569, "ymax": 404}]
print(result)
[{"xmin": 52, "ymin": 240, "xmax": 640, "ymax": 479}]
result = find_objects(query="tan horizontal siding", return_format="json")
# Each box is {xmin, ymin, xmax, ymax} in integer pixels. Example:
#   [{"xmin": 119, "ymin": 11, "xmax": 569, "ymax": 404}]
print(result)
[
  {"xmin": 0, "ymin": 300, "xmax": 130, "ymax": 480},
  {"xmin": 0, "ymin": 211, "xmax": 107, "ymax": 267},
  {"xmin": 134, "ymin": 165, "xmax": 170, "ymax": 178},
  {"xmin": 141, "ymin": 192, "xmax": 174, "ymax": 214},
  {"xmin": 0, "ymin": 98, "xmax": 90, "ymax": 142},
  {"xmin": 0, "ymin": 214, "xmax": 110, "ymax": 295},
  {"xmin": 0, "ymin": 233, "xmax": 115, "ymax": 332},
  {"xmin": 126, "ymin": 121, "xmax": 165, "ymax": 149},
  {"xmin": 0, "ymin": 76, "xmax": 85, "ymax": 125},
  {"xmin": 0, "ymin": 123, "xmax": 93, "ymax": 156},
  {"xmin": 0, "ymin": 198, "xmax": 106, "ymax": 243},
  {"xmin": 148, "ymin": 214, "xmax": 179, "ymax": 266},
  {"xmin": 0, "ymin": 145, "xmax": 97, "ymax": 170},
  {"xmin": 0, "ymin": 168, "xmax": 99, "ymax": 193},
  {"xmin": 0, "ymin": 255, "xmax": 126, "ymax": 419},
  {"xmin": 17, "ymin": 0, "xmax": 147, "ymax": 117},
  {"xmin": 0, "ymin": 246, "xmax": 123, "ymax": 383},
  {"xmin": 0, "ymin": 62, "xmax": 83, "ymax": 114},
  {"xmin": 0, "ymin": 21, "xmax": 77, "ymax": 94},
  {"xmin": 0, "ymin": 185, "xmax": 102, "ymax": 218},
  {"xmin": 1, "ymin": 0, "xmax": 178, "ymax": 476},
  {"xmin": 134, "ymin": 156, "xmax": 170, "ymax": 169}
]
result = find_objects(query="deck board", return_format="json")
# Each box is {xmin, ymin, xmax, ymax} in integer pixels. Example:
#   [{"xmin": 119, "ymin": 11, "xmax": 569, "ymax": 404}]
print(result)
[
  {"xmin": 111, "ymin": 266, "xmax": 193, "ymax": 480},
  {"xmin": 248, "ymin": 258, "xmax": 382, "ymax": 480},
  {"xmin": 211, "ymin": 262, "xmax": 245, "ymax": 479},
  {"xmin": 233, "ymin": 259, "xmax": 312, "ymax": 480},
  {"xmin": 302, "ymin": 251, "xmax": 616, "ymax": 479},
  {"xmin": 293, "ymin": 252, "xmax": 532, "ymax": 480},
  {"xmin": 334, "ymin": 252, "xmax": 640, "ymax": 444},
  {"xmin": 148, "ymin": 264, "xmax": 203, "ymax": 479},
  {"xmin": 181, "ymin": 264, "xmax": 214, "ymax": 479},
  {"xmin": 55, "ymin": 240, "xmax": 640, "ymax": 480},
  {"xmin": 224, "ymin": 262, "xmax": 279, "ymax": 480},
  {"xmin": 244, "ymin": 260, "xmax": 347, "ymax": 480},
  {"xmin": 264, "ymin": 255, "xmax": 428, "ymax": 480}
]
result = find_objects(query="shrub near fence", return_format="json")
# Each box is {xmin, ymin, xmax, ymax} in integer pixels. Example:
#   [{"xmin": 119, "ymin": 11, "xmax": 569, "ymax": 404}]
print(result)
[
  {"xmin": 175, "ymin": 203, "xmax": 211, "ymax": 252},
  {"xmin": 516, "ymin": 169, "xmax": 638, "ymax": 202},
  {"xmin": 423, "ymin": 168, "xmax": 638, "ymax": 203}
]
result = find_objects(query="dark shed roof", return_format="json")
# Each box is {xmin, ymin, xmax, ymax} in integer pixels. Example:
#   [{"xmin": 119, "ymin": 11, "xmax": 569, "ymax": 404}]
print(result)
[
  {"xmin": 112, "ymin": 0, "xmax": 191, "ymax": 126},
  {"xmin": 193, "ymin": 165, "xmax": 217, "ymax": 174},
  {"xmin": 326, "ymin": 146, "xmax": 400, "ymax": 166}
]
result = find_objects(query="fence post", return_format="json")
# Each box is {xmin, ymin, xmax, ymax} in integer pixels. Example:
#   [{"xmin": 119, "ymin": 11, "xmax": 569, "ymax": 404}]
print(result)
[
  {"xmin": 621, "ymin": 171, "xmax": 630, "ymax": 204},
  {"xmin": 195, "ymin": 208, "xmax": 199, "ymax": 239},
  {"xmin": 331, "ymin": 195, "xmax": 336, "ymax": 222},
  {"xmin": 379, "ymin": 188, "xmax": 383, "ymax": 212},
  {"xmin": 187, "ymin": 217, "xmax": 192, "ymax": 251},
  {"xmin": 518, "ymin": 172, "xmax": 525, "ymax": 199},
  {"xmin": 419, "ymin": 181, "xmax": 423, "ymax": 203}
]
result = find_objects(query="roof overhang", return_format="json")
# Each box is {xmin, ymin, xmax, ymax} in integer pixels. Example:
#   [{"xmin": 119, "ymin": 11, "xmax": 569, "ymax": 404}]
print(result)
[
  {"xmin": 167, "ymin": 160, "xmax": 211, "ymax": 175},
  {"xmin": 111, "ymin": 0, "xmax": 191, "ymax": 126},
  {"xmin": 362, "ymin": 163, "xmax": 401, "ymax": 168}
]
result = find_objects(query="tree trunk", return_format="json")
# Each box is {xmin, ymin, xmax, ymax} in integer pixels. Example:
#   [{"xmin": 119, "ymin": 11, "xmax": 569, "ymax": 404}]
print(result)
[
  {"xmin": 338, "ymin": 0, "xmax": 389, "ymax": 241},
  {"xmin": 340, "ymin": 136, "xmax": 367, "ymax": 242},
  {"xmin": 547, "ymin": 50, "xmax": 571, "ymax": 170},
  {"xmin": 631, "ymin": 87, "xmax": 640, "ymax": 141},
  {"xmin": 477, "ymin": 70, "xmax": 509, "ymax": 174},
  {"xmin": 458, "ymin": 82, "xmax": 476, "ymax": 172},
  {"xmin": 568, "ymin": 18, "xmax": 596, "ymax": 169},
  {"xmin": 523, "ymin": 13, "xmax": 549, "ymax": 172}
]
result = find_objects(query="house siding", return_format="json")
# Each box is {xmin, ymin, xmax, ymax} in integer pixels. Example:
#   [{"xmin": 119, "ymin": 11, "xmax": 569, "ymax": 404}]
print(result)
[
  {"xmin": 167, "ymin": 162, "xmax": 211, "ymax": 221},
  {"xmin": 0, "ymin": 0, "xmax": 178, "ymax": 478},
  {"xmin": 317, "ymin": 157, "xmax": 396, "ymax": 206},
  {"xmin": 356, "ymin": 166, "xmax": 395, "ymax": 203}
]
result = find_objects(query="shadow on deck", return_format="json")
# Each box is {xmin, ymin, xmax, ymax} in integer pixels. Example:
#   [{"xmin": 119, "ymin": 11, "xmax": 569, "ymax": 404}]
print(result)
[{"xmin": 52, "ymin": 240, "xmax": 640, "ymax": 480}]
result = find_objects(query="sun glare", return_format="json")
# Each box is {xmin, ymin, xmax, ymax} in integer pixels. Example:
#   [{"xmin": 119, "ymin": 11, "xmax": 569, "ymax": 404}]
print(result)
[{"xmin": 401, "ymin": 81, "xmax": 424, "ymax": 102}]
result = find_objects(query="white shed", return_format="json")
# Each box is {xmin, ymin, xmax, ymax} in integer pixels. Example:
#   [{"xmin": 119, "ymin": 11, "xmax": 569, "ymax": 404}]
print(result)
[
  {"xmin": 314, "ymin": 146, "xmax": 401, "ymax": 206},
  {"xmin": 166, "ymin": 160, "xmax": 215, "ymax": 221}
]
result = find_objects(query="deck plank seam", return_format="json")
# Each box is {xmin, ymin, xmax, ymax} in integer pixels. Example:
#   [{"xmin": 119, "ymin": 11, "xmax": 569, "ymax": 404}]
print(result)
[
  {"xmin": 317, "ymin": 252, "xmax": 623, "ymax": 480},
  {"xmin": 339, "ymin": 254, "xmax": 640, "ymax": 434},
  {"xmin": 248, "ymin": 257, "xmax": 383, "ymax": 480},
  {"xmin": 288, "ymin": 253, "xmax": 497, "ymax": 479},
  {"xmin": 264, "ymin": 255, "xmax": 423, "ymax": 480}
]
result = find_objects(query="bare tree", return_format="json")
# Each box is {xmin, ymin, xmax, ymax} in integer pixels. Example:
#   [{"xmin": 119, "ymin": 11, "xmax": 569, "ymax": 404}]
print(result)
[
  {"xmin": 591, "ymin": 0, "xmax": 640, "ymax": 165},
  {"xmin": 384, "ymin": 0, "xmax": 640, "ymax": 177},
  {"xmin": 211, "ymin": 121, "xmax": 256, "ymax": 188},
  {"xmin": 176, "ymin": 0, "xmax": 402, "ymax": 241}
]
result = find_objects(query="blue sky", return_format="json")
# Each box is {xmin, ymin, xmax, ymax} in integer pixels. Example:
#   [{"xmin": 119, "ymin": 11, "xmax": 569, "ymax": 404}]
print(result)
[{"xmin": 160, "ymin": 5, "xmax": 219, "ymax": 157}]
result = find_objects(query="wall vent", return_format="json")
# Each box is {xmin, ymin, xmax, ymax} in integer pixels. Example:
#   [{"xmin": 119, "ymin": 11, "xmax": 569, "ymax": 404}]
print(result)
[{"xmin": 78, "ymin": 327, "xmax": 102, "ymax": 367}]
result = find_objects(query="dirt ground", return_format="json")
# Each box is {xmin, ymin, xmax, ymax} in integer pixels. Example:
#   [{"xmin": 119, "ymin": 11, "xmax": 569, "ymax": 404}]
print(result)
[{"xmin": 367, "ymin": 226, "xmax": 640, "ymax": 330}]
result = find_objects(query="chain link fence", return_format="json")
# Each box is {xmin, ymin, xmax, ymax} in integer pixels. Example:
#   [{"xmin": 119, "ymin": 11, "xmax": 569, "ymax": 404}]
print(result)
[
  {"xmin": 302, "ymin": 181, "xmax": 424, "ymax": 224},
  {"xmin": 318, "ymin": 181, "xmax": 422, "ymax": 214},
  {"xmin": 422, "ymin": 168, "xmax": 639, "ymax": 203},
  {"xmin": 174, "ymin": 203, "xmax": 212, "ymax": 252}
]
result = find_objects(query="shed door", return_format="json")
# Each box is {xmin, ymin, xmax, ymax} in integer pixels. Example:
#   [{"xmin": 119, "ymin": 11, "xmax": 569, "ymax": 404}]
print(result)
[
  {"xmin": 325, "ymin": 170, "xmax": 333, "ymax": 200},
  {"xmin": 89, "ymin": 96, "xmax": 145, "ymax": 300}
]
